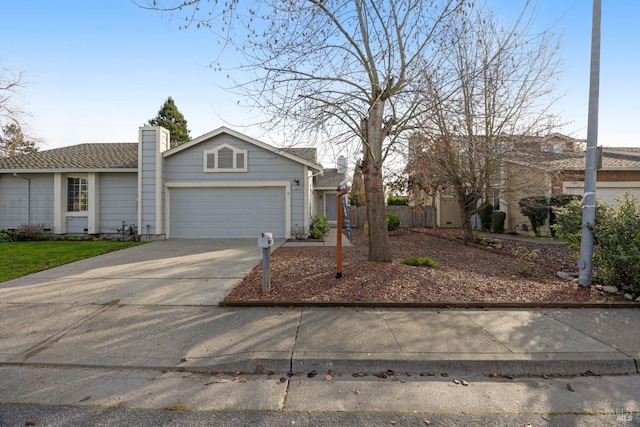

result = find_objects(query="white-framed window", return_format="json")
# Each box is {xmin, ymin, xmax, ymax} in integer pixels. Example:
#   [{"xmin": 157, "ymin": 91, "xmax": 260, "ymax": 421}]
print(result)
[
  {"xmin": 67, "ymin": 176, "xmax": 88, "ymax": 212},
  {"xmin": 203, "ymin": 144, "xmax": 248, "ymax": 172}
]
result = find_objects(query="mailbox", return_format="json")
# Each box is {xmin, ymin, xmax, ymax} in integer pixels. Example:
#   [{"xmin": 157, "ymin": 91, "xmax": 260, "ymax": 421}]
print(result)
[{"xmin": 258, "ymin": 232, "xmax": 274, "ymax": 248}]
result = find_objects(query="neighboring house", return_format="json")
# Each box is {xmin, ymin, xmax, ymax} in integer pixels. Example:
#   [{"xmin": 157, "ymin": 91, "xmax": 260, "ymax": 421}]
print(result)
[
  {"xmin": 313, "ymin": 156, "xmax": 348, "ymax": 225},
  {"xmin": 504, "ymin": 145, "xmax": 640, "ymax": 234},
  {"xmin": 0, "ymin": 126, "xmax": 325, "ymax": 239},
  {"xmin": 411, "ymin": 133, "xmax": 640, "ymax": 233}
]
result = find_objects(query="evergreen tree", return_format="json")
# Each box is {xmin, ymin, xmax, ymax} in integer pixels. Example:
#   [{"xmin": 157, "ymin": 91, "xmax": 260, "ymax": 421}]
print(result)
[
  {"xmin": 0, "ymin": 122, "xmax": 38, "ymax": 158},
  {"xmin": 147, "ymin": 97, "xmax": 190, "ymax": 146}
]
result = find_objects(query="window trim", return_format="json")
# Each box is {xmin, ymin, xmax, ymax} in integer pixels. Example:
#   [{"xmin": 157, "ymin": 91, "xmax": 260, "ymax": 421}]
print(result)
[
  {"xmin": 203, "ymin": 143, "xmax": 248, "ymax": 172},
  {"xmin": 66, "ymin": 175, "xmax": 89, "ymax": 212}
]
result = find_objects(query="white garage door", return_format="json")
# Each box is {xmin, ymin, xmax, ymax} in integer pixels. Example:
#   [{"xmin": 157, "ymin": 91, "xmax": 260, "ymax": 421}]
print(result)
[
  {"xmin": 563, "ymin": 183, "xmax": 640, "ymax": 206},
  {"xmin": 169, "ymin": 187, "xmax": 286, "ymax": 238}
]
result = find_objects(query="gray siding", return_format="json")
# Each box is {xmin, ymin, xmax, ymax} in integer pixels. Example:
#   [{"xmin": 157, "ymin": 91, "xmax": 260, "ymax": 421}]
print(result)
[
  {"xmin": 165, "ymin": 134, "xmax": 307, "ymax": 230},
  {"xmin": 0, "ymin": 174, "xmax": 54, "ymax": 230},
  {"xmin": 139, "ymin": 130, "xmax": 158, "ymax": 234},
  {"xmin": 66, "ymin": 216, "xmax": 88, "ymax": 234},
  {"xmin": 100, "ymin": 172, "xmax": 138, "ymax": 234}
]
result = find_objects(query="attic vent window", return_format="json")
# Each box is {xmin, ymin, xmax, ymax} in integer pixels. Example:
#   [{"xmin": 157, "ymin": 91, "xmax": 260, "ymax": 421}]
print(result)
[{"xmin": 203, "ymin": 144, "xmax": 248, "ymax": 172}]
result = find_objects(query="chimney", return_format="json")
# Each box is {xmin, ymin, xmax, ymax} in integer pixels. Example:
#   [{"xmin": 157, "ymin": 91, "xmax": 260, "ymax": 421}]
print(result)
[{"xmin": 337, "ymin": 155, "xmax": 347, "ymax": 174}]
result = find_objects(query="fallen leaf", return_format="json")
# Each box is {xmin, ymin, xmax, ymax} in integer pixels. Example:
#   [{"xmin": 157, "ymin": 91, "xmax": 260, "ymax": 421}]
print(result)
[
  {"xmin": 239, "ymin": 378, "xmax": 247, "ymax": 383},
  {"xmin": 26, "ymin": 419, "xmax": 40, "ymax": 426},
  {"xmin": 327, "ymin": 369, "xmax": 335, "ymax": 376},
  {"xmin": 255, "ymin": 365, "xmax": 264, "ymax": 374},
  {"xmin": 177, "ymin": 367, "xmax": 186, "ymax": 372},
  {"xmin": 79, "ymin": 396, "xmax": 91, "ymax": 402},
  {"xmin": 307, "ymin": 370, "xmax": 317, "ymax": 378},
  {"xmin": 488, "ymin": 371, "xmax": 498, "ymax": 378},
  {"xmin": 354, "ymin": 389, "xmax": 362, "ymax": 395},
  {"xmin": 461, "ymin": 380, "xmax": 469, "ymax": 386},
  {"xmin": 566, "ymin": 383, "xmax": 575, "ymax": 392},
  {"xmin": 180, "ymin": 358, "xmax": 187, "ymax": 363},
  {"xmin": 389, "ymin": 420, "xmax": 397, "ymax": 425},
  {"xmin": 453, "ymin": 379, "xmax": 461, "ymax": 385},
  {"xmin": 325, "ymin": 375, "xmax": 333, "ymax": 381},
  {"xmin": 279, "ymin": 377, "xmax": 286, "ymax": 383}
]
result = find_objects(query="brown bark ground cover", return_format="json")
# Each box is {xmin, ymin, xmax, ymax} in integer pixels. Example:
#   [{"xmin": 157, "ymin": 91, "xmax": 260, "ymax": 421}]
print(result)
[{"xmin": 222, "ymin": 228, "xmax": 629, "ymax": 306}]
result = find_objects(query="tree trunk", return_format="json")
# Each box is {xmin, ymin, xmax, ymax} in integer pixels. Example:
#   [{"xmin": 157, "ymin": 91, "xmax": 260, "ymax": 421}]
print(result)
[
  {"xmin": 457, "ymin": 188, "xmax": 474, "ymax": 244},
  {"xmin": 363, "ymin": 100, "xmax": 391, "ymax": 262}
]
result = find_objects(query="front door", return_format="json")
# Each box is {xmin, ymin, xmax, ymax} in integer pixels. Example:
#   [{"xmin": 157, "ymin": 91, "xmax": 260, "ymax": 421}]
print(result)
[{"xmin": 325, "ymin": 192, "xmax": 338, "ymax": 222}]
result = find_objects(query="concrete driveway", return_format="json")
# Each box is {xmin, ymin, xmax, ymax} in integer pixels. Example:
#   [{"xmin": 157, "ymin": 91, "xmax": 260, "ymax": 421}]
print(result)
[{"xmin": 0, "ymin": 239, "xmax": 274, "ymax": 306}]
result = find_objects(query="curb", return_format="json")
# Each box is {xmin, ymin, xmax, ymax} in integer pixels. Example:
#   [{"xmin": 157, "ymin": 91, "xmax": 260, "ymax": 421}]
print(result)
[{"xmin": 220, "ymin": 301, "xmax": 640, "ymax": 308}]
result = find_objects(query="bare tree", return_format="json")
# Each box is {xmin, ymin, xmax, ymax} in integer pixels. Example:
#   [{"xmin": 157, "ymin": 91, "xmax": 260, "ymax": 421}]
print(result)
[
  {"xmin": 412, "ymin": 1, "xmax": 562, "ymax": 242},
  {"xmin": 139, "ymin": 0, "xmax": 467, "ymax": 262},
  {"xmin": 0, "ymin": 63, "xmax": 25, "ymax": 128}
]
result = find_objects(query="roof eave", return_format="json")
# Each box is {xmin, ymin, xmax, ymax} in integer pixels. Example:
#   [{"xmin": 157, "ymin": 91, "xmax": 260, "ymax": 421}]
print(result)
[{"xmin": 0, "ymin": 168, "xmax": 139, "ymax": 174}]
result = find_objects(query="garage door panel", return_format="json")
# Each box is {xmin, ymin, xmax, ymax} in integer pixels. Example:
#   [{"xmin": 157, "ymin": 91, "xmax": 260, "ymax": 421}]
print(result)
[{"xmin": 170, "ymin": 187, "xmax": 285, "ymax": 238}]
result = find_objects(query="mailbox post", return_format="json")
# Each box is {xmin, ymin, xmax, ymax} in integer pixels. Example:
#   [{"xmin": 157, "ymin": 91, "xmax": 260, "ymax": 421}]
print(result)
[{"xmin": 258, "ymin": 232, "xmax": 274, "ymax": 293}]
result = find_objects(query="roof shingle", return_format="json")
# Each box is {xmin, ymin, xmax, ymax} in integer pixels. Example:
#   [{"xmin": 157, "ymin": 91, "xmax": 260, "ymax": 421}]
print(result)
[{"xmin": 0, "ymin": 143, "xmax": 138, "ymax": 170}]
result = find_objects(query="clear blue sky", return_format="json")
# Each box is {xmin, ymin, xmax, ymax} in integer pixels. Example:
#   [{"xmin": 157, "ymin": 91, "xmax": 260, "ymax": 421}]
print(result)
[{"xmin": 1, "ymin": 0, "xmax": 638, "ymax": 160}]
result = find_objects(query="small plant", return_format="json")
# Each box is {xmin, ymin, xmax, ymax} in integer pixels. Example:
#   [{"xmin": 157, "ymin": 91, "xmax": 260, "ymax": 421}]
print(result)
[
  {"xmin": 0, "ymin": 229, "xmax": 19, "ymax": 242},
  {"xmin": 16, "ymin": 223, "xmax": 52, "ymax": 241},
  {"xmin": 400, "ymin": 256, "xmax": 441, "ymax": 268},
  {"xmin": 513, "ymin": 245, "xmax": 539, "ymax": 276},
  {"xmin": 386, "ymin": 212, "xmax": 401, "ymax": 231},
  {"xmin": 363, "ymin": 221, "xmax": 369, "ymax": 236},
  {"xmin": 309, "ymin": 215, "xmax": 330, "ymax": 239},
  {"xmin": 291, "ymin": 224, "xmax": 307, "ymax": 240},
  {"xmin": 473, "ymin": 233, "xmax": 487, "ymax": 245}
]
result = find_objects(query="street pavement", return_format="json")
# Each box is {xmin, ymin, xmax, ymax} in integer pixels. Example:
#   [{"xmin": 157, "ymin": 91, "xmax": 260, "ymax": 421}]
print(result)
[{"xmin": 0, "ymin": 232, "xmax": 638, "ymax": 425}]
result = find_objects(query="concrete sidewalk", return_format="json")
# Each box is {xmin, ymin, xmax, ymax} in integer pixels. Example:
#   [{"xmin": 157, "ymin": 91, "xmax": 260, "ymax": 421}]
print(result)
[{"xmin": 0, "ymin": 302, "xmax": 638, "ymax": 376}]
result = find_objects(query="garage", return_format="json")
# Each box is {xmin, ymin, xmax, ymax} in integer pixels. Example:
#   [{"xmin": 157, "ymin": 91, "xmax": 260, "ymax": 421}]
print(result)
[
  {"xmin": 563, "ymin": 182, "xmax": 640, "ymax": 206},
  {"xmin": 168, "ymin": 186, "xmax": 286, "ymax": 238}
]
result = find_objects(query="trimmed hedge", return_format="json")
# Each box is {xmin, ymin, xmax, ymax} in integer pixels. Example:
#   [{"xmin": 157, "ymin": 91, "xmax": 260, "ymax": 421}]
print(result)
[{"xmin": 491, "ymin": 211, "xmax": 506, "ymax": 234}]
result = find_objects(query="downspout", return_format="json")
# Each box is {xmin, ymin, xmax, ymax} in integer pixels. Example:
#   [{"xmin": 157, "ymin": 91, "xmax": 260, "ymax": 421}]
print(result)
[{"xmin": 13, "ymin": 173, "xmax": 31, "ymax": 226}]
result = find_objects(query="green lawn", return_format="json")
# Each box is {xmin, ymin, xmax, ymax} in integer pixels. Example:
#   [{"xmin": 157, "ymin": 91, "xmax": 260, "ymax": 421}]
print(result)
[{"xmin": 0, "ymin": 240, "xmax": 145, "ymax": 283}]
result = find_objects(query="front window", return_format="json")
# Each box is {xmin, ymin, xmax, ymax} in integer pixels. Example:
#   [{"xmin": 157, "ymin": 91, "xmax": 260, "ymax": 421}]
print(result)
[
  {"xmin": 203, "ymin": 144, "xmax": 248, "ymax": 172},
  {"xmin": 67, "ymin": 177, "xmax": 88, "ymax": 211}
]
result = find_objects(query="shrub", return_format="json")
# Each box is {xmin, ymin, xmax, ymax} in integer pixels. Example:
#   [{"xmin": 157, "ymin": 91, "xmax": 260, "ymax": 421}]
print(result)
[
  {"xmin": 491, "ymin": 211, "xmax": 506, "ymax": 234},
  {"xmin": 554, "ymin": 193, "xmax": 640, "ymax": 294},
  {"xmin": 309, "ymin": 215, "xmax": 330, "ymax": 239},
  {"xmin": 386, "ymin": 212, "xmax": 401, "ymax": 231},
  {"xmin": 591, "ymin": 193, "xmax": 640, "ymax": 294},
  {"xmin": 553, "ymin": 198, "xmax": 610, "ymax": 251},
  {"xmin": 518, "ymin": 196, "xmax": 549, "ymax": 236},
  {"xmin": 0, "ymin": 229, "xmax": 20, "ymax": 242},
  {"xmin": 16, "ymin": 224, "xmax": 51, "ymax": 241},
  {"xmin": 549, "ymin": 194, "xmax": 582, "ymax": 236},
  {"xmin": 400, "ymin": 256, "xmax": 441, "ymax": 268},
  {"xmin": 387, "ymin": 195, "xmax": 408, "ymax": 206},
  {"xmin": 479, "ymin": 204, "xmax": 493, "ymax": 231}
]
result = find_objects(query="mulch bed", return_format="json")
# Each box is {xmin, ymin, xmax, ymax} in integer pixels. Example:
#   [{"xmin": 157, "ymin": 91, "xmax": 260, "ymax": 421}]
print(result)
[{"xmin": 222, "ymin": 228, "xmax": 635, "ymax": 307}]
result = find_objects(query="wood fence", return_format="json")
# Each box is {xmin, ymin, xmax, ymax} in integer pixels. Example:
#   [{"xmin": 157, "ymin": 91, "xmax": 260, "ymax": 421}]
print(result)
[{"xmin": 346, "ymin": 205, "xmax": 435, "ymax": 228}]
